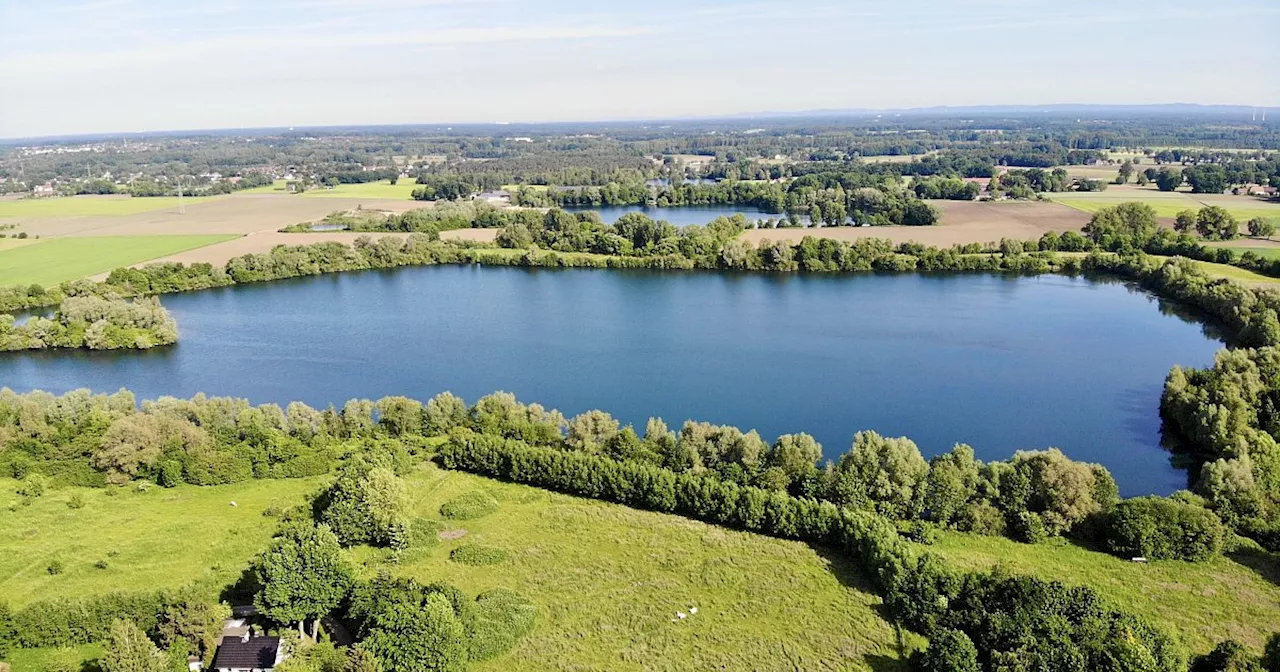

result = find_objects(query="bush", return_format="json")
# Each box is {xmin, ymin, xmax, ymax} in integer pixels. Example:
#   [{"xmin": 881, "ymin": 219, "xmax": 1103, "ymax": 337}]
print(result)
[
  {"xmin": 66, "ymin": 493, "xmax": 85, "ymax": 510},
  {"xmin": 1191, "ymin": 640, "xmax": 1264, "ymax": 671},
  {"xmin": 439, "ymin": 491, "xmax": 499, "ymax": 520},
  {"xmin": 408, "ymin": 518, "xmax": 444, "ymax": 548},
  {"xmin": 47, "ymin": 560, "xmax": 65, "ymax": 575},
  {"xmin": 449, "ymin": 544, "xmax": 510, "ymax": 566},
  {"xmin": 1104, "ymin": 496, "xmax": 1227, "ymax": 561},
  {"xmin": 464, "ymin": 589, "xmax": 537, "ymax": 661},
  {"xmin": 913, "ymin": 628, "xmax": 979, "ymax": 672}
]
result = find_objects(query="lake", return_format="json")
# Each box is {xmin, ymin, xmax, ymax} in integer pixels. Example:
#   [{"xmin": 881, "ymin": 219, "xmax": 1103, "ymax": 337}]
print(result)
[
  {"xmin": 0, "ymin": 266, "xmax": 1223, "ymax": 495},
  {"xmin": 565, "ymin": 204, "xmax": 792, "ymax": 226}
]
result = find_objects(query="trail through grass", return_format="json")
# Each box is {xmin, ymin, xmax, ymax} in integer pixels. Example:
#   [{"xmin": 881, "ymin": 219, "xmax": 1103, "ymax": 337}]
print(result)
[{"xmin": 0, "ymin": 235, "xmax": 239, "ymax": 286}]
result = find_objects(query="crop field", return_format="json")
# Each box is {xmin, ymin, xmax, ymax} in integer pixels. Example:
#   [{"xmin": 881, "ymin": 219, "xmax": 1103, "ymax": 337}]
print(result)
[
  {"xmin": 1049, "ymin": 189, "xmax": 1280, "ymax": 221},
  {"xmin": 0, "ymin": 195, "xmax": 212, "ymax": 220},
  {"xmin": 927, "ymin": 531, "xmax": 1280, "ymax": 654},
  {"xmin": 300, "ymin": 180, "xmax": 422, "ymax": 199},
  {"xmin": 0, "ymin": 235, "xmax": 239, "ymax": 286}
]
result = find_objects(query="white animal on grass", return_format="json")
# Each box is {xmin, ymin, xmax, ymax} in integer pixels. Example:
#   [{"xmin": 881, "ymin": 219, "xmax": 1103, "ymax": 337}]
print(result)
[
  {"xmin": 690, "ymin": 607, "xmax": 698, "ymax": 615},
  {"xmin": 677, "ymin": 612, "xmax": 686, "ymax": 619}
]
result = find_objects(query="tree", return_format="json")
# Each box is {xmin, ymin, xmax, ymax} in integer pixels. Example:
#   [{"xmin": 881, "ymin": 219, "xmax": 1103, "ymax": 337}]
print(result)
[
  {"xmin": 157, "ymin": 599, "xmax": 231, "ymax": 664},
  {"xmin": 1175, "ymin": 209, "xmax": 1198, "ymax": 234},
  {"xmin": 767, "ymin": 433, "xmax": 822, "ymax": 485},
  {"xmin": 1185, "ymin": 164, "xmax": 1230, "ymax": 194},
  {"xmin": 914, "ymin": 628, "xmax": 980, "ymax": 672},
  {"xmin": 359, "ymin": 596, "xmax": 467, "ymax": 672},
  {"xmin": 100, "ymin": 619, "xmax": 168, "ymax": 672},
  {"xmin": 347, "ymin": 647, "xmax": 384, "ymax": 672},
  {"xmin": 424, "ymin": 392, "xmax": 469, "ymax": 435},
  {"xmin": 1196, "ymin": 206, "xmax": 1238, "ymax": 240},
  {"xmin": 253, "ymin": 524, "xmax": 355, "ymax": 638},
  {"xmin": 1262, "ymin": 633, "xmax": 1280, "ymax": 672},
  {"xmin": 1117, "ymin": 160, "xmax": 1134, "ymax": 184},
  {"xmin": 1248, "ymin": 217, "xmax": 1276, "ymax": 239},
  {"xmin": 922, "ymin": 444, "xmax": 982, "ymax": 527},
  {"xmin": 566, "ymin": 410, "xmax": 620, "ymax": 453},
  {"xmin": 1191, "ymin": 640, "xmax": 1264, "ymax": 672},
  {"xmin": 828, "ymin": 431, "xmax": 928, "ymax": 518},
  {"xmin": 1155, "ymin": 168, "xmax": 1183, "ymax": 192},
  {"xmin": 322, "ymin": 466, "xmax": 410, "ymax": 548}
]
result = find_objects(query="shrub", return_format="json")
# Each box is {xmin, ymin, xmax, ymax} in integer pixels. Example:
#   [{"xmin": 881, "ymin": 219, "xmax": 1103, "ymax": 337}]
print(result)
[
  {"xmin": 16, "ymin": 473, "xmax": 48, "ymax": 499},
  {"xmin": 1191, "ymin": 640, "xmax": 1264, "ymax": 672},
  {"xmin": 439, "ymin": 491, "xmax": 499, "ymax": 520},
  {"xmin": 1104, "ymin": 496, "xmax": 1226, "ymax": 561},
  {"xmin": 913, "ymin": 628, "xmax": 979, "ymax": 672},
  {"xmin": 465, "ymin": 589, "xmax": 537, "ymax": 661},
  {"xmin": 449, "ymin": 544, "xmax": 510, "ymax": 567},
  {"xmin": 66, "ymin": 493, "xmax": 85, "ymax": 510},
  {"xmin": 408, "ymin": 518, "xmax": 444, "ymax": 548},
  {"xmin": 47, "ymin": 560, "xmax": 65, "ymax": 575}
]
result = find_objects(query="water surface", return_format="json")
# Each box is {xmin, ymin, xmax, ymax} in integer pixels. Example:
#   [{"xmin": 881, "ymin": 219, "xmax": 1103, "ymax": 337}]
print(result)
[{"xmin": 0, "ymin": 266, "xmax": 1222, "ymax": 495}]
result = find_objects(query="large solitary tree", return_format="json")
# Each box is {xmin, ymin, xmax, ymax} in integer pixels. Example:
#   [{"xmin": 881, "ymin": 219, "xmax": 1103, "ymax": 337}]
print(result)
[{"xmin": 253, "ymin": 524, "xmax": 354, "ymax": 639}]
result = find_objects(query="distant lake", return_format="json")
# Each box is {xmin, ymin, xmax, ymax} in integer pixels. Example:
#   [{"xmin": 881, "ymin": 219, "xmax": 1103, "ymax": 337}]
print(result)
[
  {"xmin": 0, "ymin": 266, "xmax": 1223, "ymax": 495},
  {"xmin": 565, "ymin": 204, "xmax": 789, "ymax": 226}
]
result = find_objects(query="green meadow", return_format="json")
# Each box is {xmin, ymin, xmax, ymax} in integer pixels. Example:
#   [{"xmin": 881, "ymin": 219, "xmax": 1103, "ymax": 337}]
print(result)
[
  {"xmin": 0, "ymin": 235, "xmax": 238, "ymax": 286},
  {"xmin": 1, "ymin": 468, "xmax": 912, "ymax": 671},
  {"xmin": 0, "ymin": 196, "xmax": 212, "ymax": 220},
  {"xmin": 927, "ymin": 531, "xmax": 1280, "ymax": 653}
]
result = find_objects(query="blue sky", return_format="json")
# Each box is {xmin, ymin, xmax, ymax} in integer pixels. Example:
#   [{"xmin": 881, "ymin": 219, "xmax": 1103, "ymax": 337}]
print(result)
[{"xmin": 1, "ymin": 0, "xmax": 1277, "ymax": 137}]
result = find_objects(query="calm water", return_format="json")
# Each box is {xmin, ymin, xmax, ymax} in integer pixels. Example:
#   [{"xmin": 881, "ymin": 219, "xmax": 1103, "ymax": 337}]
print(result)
[
  {"xmin": 0, "ymin": 266, "xmax": 1223, "ymax": 495},
  {"xmin": 565, "ymin": 204, "xmax": 787, "ymax": 226}
]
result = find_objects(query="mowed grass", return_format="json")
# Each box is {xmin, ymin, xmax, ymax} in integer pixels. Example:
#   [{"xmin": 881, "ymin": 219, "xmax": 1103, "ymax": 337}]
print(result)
[
  {"xmin": 0, "ymin": 196, "xmax": 212, "ymax": 219},
  {"xmin": 300, "ymin": 180, "xmax": 422, "ymax": 199},
  {"xmin": 374, "ymin": 464, "xmax": 912, "ymax": 672},
  {"xmin": 1207, "ymin": 245, "xmax": 1280, "ymax": 260},
  {"xmin": 0, "ymin": 477, "xmax": 321, "ymax": 607},
  {"xmin": 3, "ymin": 643, "xmax": 103, "ymax": 671},
  {"xmin": 926, "ymin": 531, "xmax": 1280, "ymax": 654},
  {"xmin": 1049, "ymin": 190, "xmax": 1280, "ymax": 221},
  {"xmin": 0, "ymin": 235, "xmax": 239, "ymax": 286}
]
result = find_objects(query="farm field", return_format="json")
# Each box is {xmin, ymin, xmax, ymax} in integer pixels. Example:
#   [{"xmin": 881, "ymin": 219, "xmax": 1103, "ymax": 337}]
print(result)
[
  {"xmin": 1049, "ymin": 188, "xmax": 1280, "ymax": 221},
  {"xmin": 0, "ymin": 467, "xmax": 912, "ymax": 671},
  {"xmin": 299, "ymin": 180, "xmax": 422, "ymax": 199},
  {"xmin": 0, "ymin": 235, "xmax": 239, "ymax": 286},
  {"xmin": 0, "ymin": 195, "xmax": 212, "ymax": 220},
  {"xmin": 742, "ymin": 200, "xmax": 1089, "ymax": 247},
  {"xmin": 927, "ymin": 531, "xmax": 1280, "ymax": 654}
]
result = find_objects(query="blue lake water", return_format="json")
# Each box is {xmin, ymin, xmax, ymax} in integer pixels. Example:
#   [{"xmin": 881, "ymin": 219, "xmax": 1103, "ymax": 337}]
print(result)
[
  {"xmin": 565, "ymin": 204, "xmax": 786, "ymax": 226},
  {"xmin": 0, "ymin": 266, "xmax": 1223, "ymax": 495}
]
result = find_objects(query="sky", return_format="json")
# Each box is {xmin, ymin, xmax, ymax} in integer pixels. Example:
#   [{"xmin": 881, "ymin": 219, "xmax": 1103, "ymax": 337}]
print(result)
[{"xmin": 1, "ymin": 0, "xmax": 1278, "ymax": 138}]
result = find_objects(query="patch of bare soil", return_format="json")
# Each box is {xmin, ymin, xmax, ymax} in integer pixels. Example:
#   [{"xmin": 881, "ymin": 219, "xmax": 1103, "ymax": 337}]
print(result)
[{"xmin": 742, "ymin": 200, "xmax": 1089, "ymax": 246}]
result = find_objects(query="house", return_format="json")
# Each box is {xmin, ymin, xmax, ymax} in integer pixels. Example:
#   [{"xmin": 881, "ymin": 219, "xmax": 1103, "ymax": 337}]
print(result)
[
  {"xmin": 212, "ymin": 633, "xmax": 284, "ymax": 672},
  {"xmin": 32, "ymin": 183, "xmax": 55, "ymax": 197}
]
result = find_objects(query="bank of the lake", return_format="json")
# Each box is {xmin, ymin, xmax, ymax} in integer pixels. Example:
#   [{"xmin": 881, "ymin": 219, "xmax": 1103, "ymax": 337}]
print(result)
[{"xmin": 0, "ymin": 265, "xmax": 1222, "ymax": 495}]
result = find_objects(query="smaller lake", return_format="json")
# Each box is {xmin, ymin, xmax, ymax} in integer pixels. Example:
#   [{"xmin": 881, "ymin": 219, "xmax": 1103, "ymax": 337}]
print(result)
[{"xmin": 565, "ymin": 204, "xmax": 789, "ymax": 226}]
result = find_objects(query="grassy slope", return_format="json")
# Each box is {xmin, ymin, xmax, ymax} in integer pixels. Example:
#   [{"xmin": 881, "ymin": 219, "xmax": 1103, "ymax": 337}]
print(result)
[
  {"xmin": 0, "ymin": 468, "xmax": 912, "ymax": 671},
  {"xmin": 0, "ymin": 477, "xmax": 320, "ymax": 606},
  {"xmin": 0, "ymin": 196, "xmax": 212, "ymax": 219},
  {"xmin": 365, "ymin": 464, "xmax": 911, "ymax": 671},
  {"xmin": 0, "ymin": 235, "xmax": 239, "ymax": 286},
  {"xmin": 926, "ymin": 532, "xmax": 1280, "ymax": 653}
]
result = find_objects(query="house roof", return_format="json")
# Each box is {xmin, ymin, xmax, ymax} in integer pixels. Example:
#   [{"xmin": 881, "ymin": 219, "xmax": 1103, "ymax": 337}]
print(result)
[{"xmin": 212, "ymin": 636, "xmax": 280, "ymax": 670}]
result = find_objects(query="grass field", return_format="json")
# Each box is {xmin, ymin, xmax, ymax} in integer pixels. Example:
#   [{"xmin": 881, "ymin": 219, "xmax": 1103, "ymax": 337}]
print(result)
[
  {"xmin": 1, "ymin": 468, "xmax": 912, "ymax": 671},
  {"xmin": 1207, "ymin": 245, "xmax": 1280, "ymax": 260},
  {"xmin": 366, "ymin": 464, "xmax": 911, "ymax": 671},
  {"xmin": 927, "ymin": 531, "xmax": 1280, "ymax": 654},
  {"xmin": 0, "ymin": 235, "xmax": 239, "ymax": 286},
  {"xmin": 1048, "ymin": 190, "xmax": 1280, "ymax": 222},
  {"xmin": 300, "ymin": 180, "xmax": 421, "ymax": 200},
  {"xmin": 0, "ymin": 196, "xmax": 212, "ymax": 220},
  {"xmin": 0, "ymin": 477, "xmax": 321, "ymax": 607}
]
